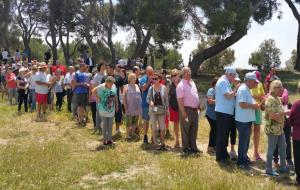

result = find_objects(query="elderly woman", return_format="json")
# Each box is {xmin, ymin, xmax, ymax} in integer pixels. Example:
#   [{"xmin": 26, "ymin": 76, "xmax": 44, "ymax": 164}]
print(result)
[
  {"xmin": 289, "ymin": 82, "xmax": 300, "ymax": 185},
  {"xmin": 52, "ymin": 69, "xmax": 65, "ymax": 111},
  {"xmin": 147, "ymin": 72, "xmax": 169, "ymax": 150},
  {"xmin": 17, "ymin": 67, "xmax": 29, "ymax": 112},
  {"xmin": 93, "ymin": 76, "xmax": 118, "ymax": 145},
  {"xmin": 206, "ymin": 77, "xmax": 219, "ymax": 153},
  {"xmin": 123, "ymin": 73, "xmax": 142, "ymax": 140},
  {"xmin": 265, "ymin": 80, "xmax": 290, "ymax": 176},
  {"xmin": 168, "ymin": 69, "xmax": 181, "ymax": 148}
]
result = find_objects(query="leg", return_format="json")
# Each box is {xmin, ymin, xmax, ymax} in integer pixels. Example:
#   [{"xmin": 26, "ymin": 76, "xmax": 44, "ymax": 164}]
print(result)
[
  {"xmin": 107, "ymin": 117, "xmax": 113, "ymax": 141},
  {"xmin": 96, "ymin": 108, "xmax": 102, "ymax": 131},
  {"xmin": 179, "ymin": 109, "xmax": 190, "ymax": 151},
  {"xmin": 189, "ymin": 109, "xmax": 199, "ymax": 151},
  {"xmin": 102, "ymin": 117, "xmax": 108, "ymax": 142},
  {"xmin": 17, "ymin": 91, "xmax": 23, "ymax": 111},
  {"xmin": 230, "ymin": 121, "xmax": 237, "ymax": 152},
  {"xmin": 253, "ymin": 125, "xmax": 261, "ymax": 158},
  {"xmin": 283, "ymin": 121, "xmax": 292, "ymax": 161},
  {"xmin": 150, "ymin": 114, "xmax": 158, "ymax": 145},
  {"xmin": 158, "ymin": 114, "xmax": 166, "ymax": 145},
  {"xmin": 266, "ymin": 134, "xmax": 279, "ymax": 173},
  {"xmin": 24, "ymin": 93, "xmax": 28, "ymax": 112},
  {"xmin": 278, "ymin": 134, "xmax": 287, "ymax": 169},
  {"xmin": 216, "ymin": 112, "xmax": 231, "ymax": 161},
  {"xmin": 293, "ymin": 140, "xmax": 300, "ymax": 184},
  {"xmin": 207, "ymin": 116, "xmax": 217, "ymax": 148},
  {"xmin": 174, "ymin": 121, "xmax": 180, "ymax": 146},
  {"xmin": 90, "ymin": 102, "xmax": 97, "ymax": 128},
  {"xmin": 236, "ymin": 122, "xmax": 251, "ymax": 166}
]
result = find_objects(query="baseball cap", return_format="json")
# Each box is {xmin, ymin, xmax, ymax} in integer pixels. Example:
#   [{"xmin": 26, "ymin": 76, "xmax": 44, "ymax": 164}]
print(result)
[
  {"xmin": 244, "ymin": 72, "xmax": 259, "ymax": 83},
  {"xmin": 225, "ymin": 67, "xmax": 237, "ymax": 75}
]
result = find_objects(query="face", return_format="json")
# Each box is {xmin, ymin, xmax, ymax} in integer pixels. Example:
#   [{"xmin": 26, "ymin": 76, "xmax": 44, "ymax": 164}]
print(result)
[
  {"xmin": 248, "ymin": 80, "xmax": 258, "ymax": 89},
  {"xmin": 152, "ymin": 75, "xmax": 160, "ymax": 84},
  {"xmin": 273, "ymin": 85, "xmax": 283, "ymax": 96},
  {"xmin": 106, "ymin": 82, "xmax": 113, "ymax": 89},
  {"xmin": 130, "ymin": 76, "xmax": 136, "ymax": 84},
  {"xmin": 226, "ymin": 73, "xmax": 236, "ymax": 83},
  {"xmin": 171, "ymin": 73, "xmax": 179, "ymax": 82},
  {"xmin": 183, "ymin": 69, "xmax": 191, "ymax": 80},
  {"xmin": 146, "ymin": 68, "xmax": 153, "ymax": 77},
  {"xmin": 115, "ymin": 65, "xmax": 121, "ymax": 72}
]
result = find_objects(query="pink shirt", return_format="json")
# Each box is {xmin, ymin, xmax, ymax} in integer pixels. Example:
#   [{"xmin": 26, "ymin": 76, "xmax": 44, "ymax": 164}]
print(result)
[{"xmin": 176, "ymin": 79, "xmax": 200, "ymax": 108}]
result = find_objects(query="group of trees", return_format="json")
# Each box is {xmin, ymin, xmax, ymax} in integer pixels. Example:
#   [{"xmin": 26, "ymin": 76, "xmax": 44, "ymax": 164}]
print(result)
[{"xmin": 1, "ymin": 0, "xmax": 300, "ymax": 73}]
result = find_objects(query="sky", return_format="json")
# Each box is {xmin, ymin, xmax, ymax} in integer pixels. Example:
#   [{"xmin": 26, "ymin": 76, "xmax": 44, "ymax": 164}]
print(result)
[{"xmin": 112, "ymin": 0, "xmax": 299, "ymax": 69}]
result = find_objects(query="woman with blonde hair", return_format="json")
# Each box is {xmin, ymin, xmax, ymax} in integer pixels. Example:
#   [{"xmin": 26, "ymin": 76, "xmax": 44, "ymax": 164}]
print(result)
[
  {"xmin": 123, "ymin": 73, "xmax": 142, "ymax": 140},
  {"xmin": 265, "ymin": 80, "xmax": 290, "ymax": 176}
]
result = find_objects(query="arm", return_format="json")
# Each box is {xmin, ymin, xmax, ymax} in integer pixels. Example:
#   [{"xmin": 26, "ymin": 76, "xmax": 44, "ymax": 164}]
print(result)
[
  {"xmin": 177, "ymin": 98, "xmax": 187, "ymax": 119},
  {"xmin": 92, "ymin": 86, "xmax": 100, "ymax": 103},
  {"xmin": 224, "ymin": 90, "xmax": 236, "ymax": 99},
  {"xmin": 207, "ymin": 96, "xmax": 215, "ymax": 105},
  {"xmin": 123, "ymin": 86, "xmax": 128, "ymax": 111},
  {"xmin": 146, "ymin": 86, "xmax": 154, "ymax": 107},
  {"xmin": 114, "ymin": 95, "xmax": 119, "ymax": 112},
  {"xmin": 239, "ymin": 102, "xmax": 260, "ymax": 109}
]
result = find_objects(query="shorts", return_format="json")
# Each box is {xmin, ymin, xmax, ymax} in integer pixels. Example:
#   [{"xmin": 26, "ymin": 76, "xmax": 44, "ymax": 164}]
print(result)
[
  {"xmin": 36, "ymin": 93, "xmax": 48, "ymax": 104},
  {"xmin": 150, "ymin": 113, "xmax": 166, "ymax": 131},
  {"xmin": 169, "ymin": 107, "xmax": 179, "ymax": 123},
  {"xmin": 75, "ymin": 93, "xmax": 88, "ymax": 107},
  {"xmin": 142, "ymin": 107, "xmax": 150, "ymax": 121},
  {"xmin": 254, "ymin": 109, "xmax": 262, "ymax": 125},
  {"xmin": 126, "ymin": 115, "xmax": 139, "ymax": 128},
  {"xmin": 115, "ymin": 103, "xmax": 122, "ymax": 123}
]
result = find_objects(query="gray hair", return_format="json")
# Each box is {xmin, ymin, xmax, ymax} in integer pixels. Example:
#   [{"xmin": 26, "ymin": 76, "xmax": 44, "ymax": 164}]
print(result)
[{"xmin": 181, "ymin": 66, "xmax": 191, "ymax": 75}]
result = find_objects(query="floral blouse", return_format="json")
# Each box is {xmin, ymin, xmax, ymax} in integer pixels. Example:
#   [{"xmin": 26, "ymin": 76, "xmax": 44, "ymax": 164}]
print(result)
[{"xmin": 264, "ymin": 95, "xmax": 285, "ymax": 135}]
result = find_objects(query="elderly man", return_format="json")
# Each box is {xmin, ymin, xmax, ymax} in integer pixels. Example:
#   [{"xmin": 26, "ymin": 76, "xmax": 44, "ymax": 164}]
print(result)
[
  {"xmin": 235, "ymin": 72, "xmax": 260, "ymax": 168},
  {"xmin": 215, "ymin": 68, "xmax": 239, "ymax": 162},
  {"xmin": 64, "ymin": 66, "xmax": 75, "ymax": 113},
  {"xmin": 176, "ymin": 67, "xmax": 200, "ymax": 154},
  {"xmin": 139, "ymin": 66, "xmax": 154, "ymax": 144}
]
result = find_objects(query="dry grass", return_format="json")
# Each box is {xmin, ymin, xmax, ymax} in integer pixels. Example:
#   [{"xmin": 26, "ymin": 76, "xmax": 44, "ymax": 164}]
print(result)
[{"xmin": 0, "ymin": 70, "xmax": 299, "ymax": 189}]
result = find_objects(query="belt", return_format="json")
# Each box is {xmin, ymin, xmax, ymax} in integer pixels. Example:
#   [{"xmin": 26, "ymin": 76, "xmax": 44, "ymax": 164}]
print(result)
[{"xmin": 184, "ymin": 106, "xmax": 198, "ymax": 110}]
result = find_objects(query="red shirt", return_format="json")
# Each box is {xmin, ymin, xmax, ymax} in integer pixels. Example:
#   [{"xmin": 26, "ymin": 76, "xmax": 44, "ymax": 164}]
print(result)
[
  {"xmin": 51, "ymin": 65, "xmax": 67, "ymax": 76},
  {"xmin": 5, "ymin": 73, "xmax": 17, "ymax": 89},
  {"xmin": 289, "ymin": 100, "xmax": 300, "ymax": 140}
]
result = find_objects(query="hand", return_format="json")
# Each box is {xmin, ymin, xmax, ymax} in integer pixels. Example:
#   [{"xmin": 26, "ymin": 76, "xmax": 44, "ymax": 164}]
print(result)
[
  {"xmin": 284, "ymin": 110, "xmax": 291, "ymax": 116},
  {"xmin": 149, "ymin": 101, "xmax": 154, "ymax": 108},
  {"xmin": 115, "ymin": 105, "xmax": 119, "ymax": 113},
  {"xmin": 182, "ymin": 111, "xmax": 188, "ymax": 120},
  {"xmin": 252, "ymin": 103, "xmax": 260, "ymax": 110}
]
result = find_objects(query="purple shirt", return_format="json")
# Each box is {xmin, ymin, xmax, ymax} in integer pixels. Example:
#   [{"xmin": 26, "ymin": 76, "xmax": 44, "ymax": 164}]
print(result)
[
  {"xmin": 176, "ymin": 79, "xmax": 200, "ymax": 108},
  {"xmin": 289, "ymin": 100, "xmax": 300, "ymax": 140}
]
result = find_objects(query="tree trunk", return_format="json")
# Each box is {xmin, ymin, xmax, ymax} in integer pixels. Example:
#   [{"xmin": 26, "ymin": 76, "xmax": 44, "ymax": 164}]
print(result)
[
  {"xmin": 23, "ymin": 37, "xmax": 31, "ymax": 62},
  {"xmin": 136, "ymin": 30, "xmax": 152, "ymax": 59},
  {"xmin": 189, "ymin": 29, "xmax": 247, "ymax": 75},
  {"xmin": 295, "ymin": 25, "xmax": 300, "ymax": 71},
  {"xmin": 285, "ymin": 0, "xmax": 300, "ymax": 71}
]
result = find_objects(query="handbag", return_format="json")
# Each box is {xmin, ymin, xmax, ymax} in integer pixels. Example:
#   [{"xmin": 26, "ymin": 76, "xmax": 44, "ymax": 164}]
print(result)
[{"xmin": 150, "ymin": 86, "xmax": 167, "ymax": 115}]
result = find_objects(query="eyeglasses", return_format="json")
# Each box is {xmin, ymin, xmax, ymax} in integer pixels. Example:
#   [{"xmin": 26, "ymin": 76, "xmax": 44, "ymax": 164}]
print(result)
[
  {"xmin": 171, "ymin": 74, "xmax": 178, "ymax": 77},
  {"xmin": 274, "ymin": 86, "xmax": 282, "ymax": 89},
  {"xmin": 152, "ymin": 78, "xmax": 159, "ymax": 81}
]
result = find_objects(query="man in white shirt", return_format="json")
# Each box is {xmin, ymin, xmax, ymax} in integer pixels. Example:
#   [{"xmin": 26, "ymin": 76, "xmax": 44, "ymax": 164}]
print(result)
[
  {"xmin": 2, "ymin": 48, "xmax": 9, "ymax": 64},
  {"xmin": 28, "ymin": 66, "xmax": 37, "ymax": 112},
  {"xmin": 64, "ymin": 66, "xmax": 75, "ymax": 112},
  {"xmin": 235, "ymin": 72, "xmax": 260, "ymax": 168},
  {"xmin": 35, "ymin": 63, "xmax": 51, "ymax": 121}
]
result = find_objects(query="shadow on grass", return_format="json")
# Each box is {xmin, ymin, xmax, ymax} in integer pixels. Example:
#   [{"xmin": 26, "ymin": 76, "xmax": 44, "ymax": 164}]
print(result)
[{"xmin": 92, "ymin": 144, "xmax": 116, "ymax": 151}]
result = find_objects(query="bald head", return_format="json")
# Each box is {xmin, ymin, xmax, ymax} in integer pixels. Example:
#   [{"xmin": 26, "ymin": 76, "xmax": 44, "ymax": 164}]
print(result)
[{"xmin": 146, "ymin": 66, "xmax": 153, "ymax": 76}]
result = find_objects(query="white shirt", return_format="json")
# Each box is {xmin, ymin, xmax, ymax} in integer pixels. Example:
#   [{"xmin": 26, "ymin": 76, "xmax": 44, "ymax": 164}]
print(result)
[
  {"xmin": 2, "ymin": 51, "xmax": 8, "ymax": 59},
  {"xmin": 215, "ymin": 75, "xmax": 235, "ymax": 115},
  {"xmin": 89, "ymin": 58, "xmax": 93, "ymax": 66},
  {"xmin": 92, "ymin": 72, "xmax": 105, "ymax": 86},
  {"xmin": 34, "ymin": 71, "xmax": 48, "ymax": 94},
  {"xmin": 64, "ymin": 72, "xmax": 74, "ymax": 89},
  {"xmin": 29, "ymin": 73, "xmax": 36, "ymax": 90},
  {"xmin": 235, "ymin": 84, "xmax": 256, "ymax": 123}
]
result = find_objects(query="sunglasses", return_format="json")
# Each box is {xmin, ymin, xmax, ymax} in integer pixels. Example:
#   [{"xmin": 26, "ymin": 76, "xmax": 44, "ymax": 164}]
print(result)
[
  {"xmin": 171, "ymin": 74, "xmax": 178, "ymax": 77},
  {"xmin": 152, "ymin": 78, "xmax": 159, "ymax": 81}
]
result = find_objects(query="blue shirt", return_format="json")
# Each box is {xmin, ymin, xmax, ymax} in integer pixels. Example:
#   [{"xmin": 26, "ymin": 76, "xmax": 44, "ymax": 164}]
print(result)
[
  {"xmin": 139, "ymin": 75, "xmax": 151, "ymax": 108},
  {"xmin": 235, "ymin": 84, "xmax": 256, "ymax": 123},
  {"xmin": 74, "ymin": 71, "xmax": 88, "ymax": 94},
  {"xmin": 215, "ymin": 75, "xmax": 235, "ymax": 115},
  {"xmin": 206, "ymin": 87, "xmax": 216, "ymax": 120}
]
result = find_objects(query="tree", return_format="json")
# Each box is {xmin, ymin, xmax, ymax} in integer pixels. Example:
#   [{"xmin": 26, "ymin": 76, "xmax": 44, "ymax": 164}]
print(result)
[
  {"xmin": 0, "ymin": 0, "xmax": 13, "ymax": 48},
  {"xmin": 248, "ymin": 39, "xmax": 281, "ymax": 70},
  {"xmin": 115, "ymin": 0, "xmax": 185, "ymax": 59},
  {"xmin": 12, "ymin": 0, "xmax": 46, "ymax": 61},
  {"xmin": 285, "ymin": 0, "xmax": 300, "ymax": 71},
  {"xmin": 29, "ymin": 38, "xmax": 48, "ymax": 61},
  {"xmin": 285, "ymin": 49, "xmax": 297, "ymax": 71},
  {"xmin": 188, "ymin": 0, "xmax": 280, "ymax": 75},
  {"xmin": 192, "ymin": 37, "xmax": 235, "ymax": 70}
]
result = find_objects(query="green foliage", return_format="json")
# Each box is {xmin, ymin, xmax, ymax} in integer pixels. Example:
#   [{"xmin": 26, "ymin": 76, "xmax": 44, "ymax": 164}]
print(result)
[
  {"xmin": 248, "ymin": 39, "xmax": 281, "ymax": 70},
  {"xmin": 285, "ymin": 49, "xmax": 297, "ymax": 71},
  {"xmin": 29, "ymin": 38, "xmax": 48, "ymax": 61},
  {"xmin": 192, "ymin": 38, "xmax": 235, "ymax": 70}
]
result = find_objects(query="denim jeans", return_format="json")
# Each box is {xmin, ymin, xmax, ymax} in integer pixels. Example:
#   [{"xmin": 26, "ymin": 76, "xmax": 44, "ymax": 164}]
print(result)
[
  {"xmin": 206, "ymin": 116, "xmax": 217, "ymax": 147},
  {"xmin": 274, "ymin": 119, "xmax": 292, "ymax": 162},
  {"xmin": 28, "ymin": 89, "xmax": 36, "ymax": 112},
  {"xmin": 266, "ymin": 133, "xmax": 287, "ymax": 173},
  {"xmin": 236, "ymin": 121, "xmax": 252, "ymax": 166}
]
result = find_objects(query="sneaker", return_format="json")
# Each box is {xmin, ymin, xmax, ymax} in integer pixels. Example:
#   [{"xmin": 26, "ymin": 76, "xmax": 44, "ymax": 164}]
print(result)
[
  {"xmin": 229, "ymin": 151, "xmax": 238, "ymax": 160},
  {"xmin": 277, "ymin": 167, "xmax": 290, "ymax": 174},
  {"xmin": 143, "ymin": 135, "xmax": 148, "ymax": 144},
  {"xmin": 266, "ymin": 171, "xmax": 279, "ymax": 177}
]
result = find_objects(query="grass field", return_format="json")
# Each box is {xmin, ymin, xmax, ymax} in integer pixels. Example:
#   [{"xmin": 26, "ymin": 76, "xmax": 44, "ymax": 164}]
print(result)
[{"xmin": 0, "ymin": 70, "xmax": 299, "ymax": 190}]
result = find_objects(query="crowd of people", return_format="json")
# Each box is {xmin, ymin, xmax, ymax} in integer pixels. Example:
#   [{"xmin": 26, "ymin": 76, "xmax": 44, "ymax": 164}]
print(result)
[{"xmin": 0, "ymin": 49, "xmax": 300, "ymax": 185}]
